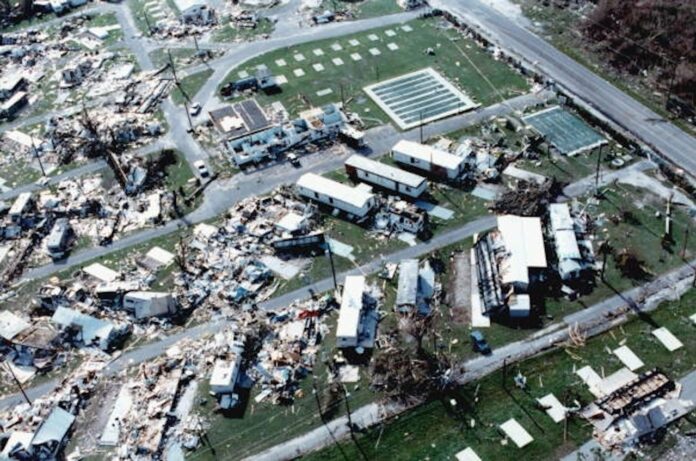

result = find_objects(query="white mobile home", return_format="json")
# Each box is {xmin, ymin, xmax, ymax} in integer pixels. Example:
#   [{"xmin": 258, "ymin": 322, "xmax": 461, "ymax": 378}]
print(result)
[
  {"xmin": 396, "ymin": 259, "xmax": 419, "ymax": 311},
  {"xmin": 336, "ymin": 275, "xmax": 366, "ymax": 348},
  {"xmin": 209, "ymin": 357, "xmax": 242, "ymax": 395},
  {"xmin": 391, "ymin": 140, "xmax": 465, "ymax": 180},
  {"xmin": 9, "ymin": 192, "xmax": 33, "ymax": 223},
  {"xmin": 549, "ymin": 203, "xmax": 589, "ymax": 281},
  {"xmin": 123, "ymin": 291, "xmax": 177, "ymax": 319},
  {"xmin": 296, "ymin": 173, "xmax": 378, "ymax": 219},
  {"xmin": 345, "ymin": 155, "xmax": 428, "ymax": 198}
]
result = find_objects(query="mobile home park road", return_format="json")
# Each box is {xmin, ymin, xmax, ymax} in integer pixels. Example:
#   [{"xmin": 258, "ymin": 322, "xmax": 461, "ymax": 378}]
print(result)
[{"xmin": 435, "ymin": 0, "xmax": 696, "ymax": 175}]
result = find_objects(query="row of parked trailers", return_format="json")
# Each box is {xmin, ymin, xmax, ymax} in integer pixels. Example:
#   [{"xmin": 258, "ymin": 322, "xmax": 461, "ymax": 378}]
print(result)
[{"xmin": 295, "ymin": 140, "xmax": 471, "ymax": 218}]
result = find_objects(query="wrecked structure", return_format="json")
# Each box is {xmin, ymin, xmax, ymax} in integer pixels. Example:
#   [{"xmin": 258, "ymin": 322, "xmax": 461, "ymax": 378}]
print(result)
[
  {"xmin": 473, "ymin": 215, "xmax": 548, "ymax": 318},
  {"xmin": 395, "ymin": 258, "xmax": 436, "ymax": 315},
  {"xmin": 392, "ymin": 140, "xmax": 466, "ymax": 181},
  {"xmin": 548, "ymin": 203, "xmax": 595, "ymax": 281}
]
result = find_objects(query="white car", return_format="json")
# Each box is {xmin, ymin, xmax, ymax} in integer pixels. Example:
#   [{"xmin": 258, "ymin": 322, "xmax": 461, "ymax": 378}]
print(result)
[
  {"xmin": 193, "ymin": 160, "xmax": 209, "ymax": 178},
  {"xmin": 189, "ymin": 102, "xmax": 201, "ymax": 116}
]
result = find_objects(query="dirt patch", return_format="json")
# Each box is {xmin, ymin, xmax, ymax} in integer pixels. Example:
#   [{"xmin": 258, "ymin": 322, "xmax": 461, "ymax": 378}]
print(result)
[{"xmin": 447, "ymin": 252, "xmax": 471, "ymax": 326}]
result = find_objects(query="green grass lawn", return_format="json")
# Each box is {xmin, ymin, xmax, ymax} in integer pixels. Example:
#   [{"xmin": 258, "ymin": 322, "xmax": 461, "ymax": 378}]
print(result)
[
  {"xmin": 211, "ymin": 18, "xmax": 275, "ymax": 43},
  {"xmin": 188, "ymin": 311, "xmax": 377, "ymax": 461},
  {"xmin": 513, "ymin": 0, "xmax": 694, "ymax": 135},
  {"xmin": 149, "ymin": 47, "xmax": 198, "ymax": 69},
  {"xmin": 304, "ymin": 287, "xmax": 696, "ymax": 461},
  {"xmin": 219, "ymin": 17, "xmax": 529, "ymax": 127},
  {"xmin": 171, "ymin": 69, "xmax": 214, "ymax": 105}
]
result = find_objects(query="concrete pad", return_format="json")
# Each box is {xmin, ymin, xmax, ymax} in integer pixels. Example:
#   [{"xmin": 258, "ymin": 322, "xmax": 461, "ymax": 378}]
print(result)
[
  {"xmin": 238, "ymin": 70, "xmax": 249, "ymax": 78},
  {"xmin": 332, "ymin": 57, "xmax": 344, "ymax": 66},
  {"xmin": 99, "ymin": 386, "xmax": 133, "ymax": 446},
  {"xmin": 368, "ymin": 34, "xmax": 379, "ymax": 41},
  {"xmin": 259, "ymin": 255, "xmax": 304, "ymax": 280},
  {"xmin": 369, "ymin": 48, "xmax": 381, "ymax": 56},
  {"xmin": 415, "ymin": 200, "xmax": 454, "ymax": 220},
  {"xmin": 385, "ymin": 29, "xmax": 396, "ymax": 37},
  {"xmin": 576, "ymin": 366, "xmax": 602, "ymax": 389},
  {"xmin": 275, "ymin": 58, "xmax": 287, "ymax": 67},
  {"xmin": 455, "ymin": 447, "xmax": 482, "ymax": 461},
  {"xmin": 499, "ymin": 418, "xmax": 534, "ymax": 448},
  {"xmin": 316, "ymin": 88, "xmax": 333, "ymax": 96},
  {"xmin": 503, "ymin": 164, "xmax": 547, "ymax": 184},
  {"xmin": 348, "ymin": 39, "xmax": 360, "ymax": 46},
  {"xmin": 293, "ymin": 53, "xmax": 305, "ymax": 62},
  {"xmin": 613, "ymin": 345, "xmax": 644, "ymax": 371},
  {"xmin": 350, "ymin": 53, "xmax": 362, "ymax": 61},
  {"xmin": 337, "ymin": 365, "xmax": 360, "ymax": 383},
  {"xmin": 327, "ymin": 238, "xmax": 354, "ymax": 260},
  {"xmin": 387, "ymin": 42, "xmax": 399, "ymax": 51},
  {"xmin": 401, "ymin": 24, "xmax": 413, "ymax": 32},
  {"xmin": 293, "ymin": 68, "xmax": 305, "ymax": 77},
  {"xmin": 312, "ymin": 63, "xmax": 325, "ymax": 72},
  {"xmin": 652, "ymin": 327, "xmax": 683, "ymax": 351},
  {"xmin": 597, "ymin": 368, "xmax": 637, "ymax": 397},
  {"xmin": 470, "ymin": 249, "xmax": 490, "ymax": 328},
  {"xmin": 313, "ymin": 48, "xmax": 324, "ymax": 56},
  {"xmin": 537, "ymin": 393, "xmax": 566, "ymax": 423},
  {"xmin": 691, "ymin": 313, "xmax": 696, "ymax": 325},
  {"xmin": 256, "ymin": 64, "xmax": 268, "ymax": 71},
  {"xmin": 397, "ymin": 232, "xmax": 417, "ymax": 246},
  {"xmin": 275, "ymin": 75, "xmax": 288, "ymax": 85},
  {"xmin": 471, "ymin": 184, "xmax": 501, "ymax": 201},
  {"xmin": 330, "ymin": 43, "xmax": 342, "ymax": 51}
]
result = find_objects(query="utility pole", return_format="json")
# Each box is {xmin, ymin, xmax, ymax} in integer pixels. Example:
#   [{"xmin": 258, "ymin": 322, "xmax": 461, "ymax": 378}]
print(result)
[
  {"xmin": 31, "ymin": 136, "xmax": 45, "ymax": 177},
  {"xmin": 168, "ymin": 49, "xmax": 179, "ymax": 84},
  {"xmin": 183, "ymin": 101, "xmax": 194, "ymax": 132},
  {"xmin": 594, "ymin": 143, "xmax": 603, "ymax": 194},
  {"xmin": 143, "ymin": 13, "xmax": 153, "ymax": 37},
  {"xmin": 4, "ymin": 361, "xmax": 31, "ymax": 405},
  {"xmin": 326, "ymin": 239, "xmax": 338, "ymax": 292},
  {"xmin": 341, "ymin": 383, "xmax": 369, "ymax": 461},
  {"xmin": 339, "ymin": 83, "xmax": 345, "ymax": 108},
  {"xmin": 312, "ymin": 376, "xmax": 349, "ymax": 461}
]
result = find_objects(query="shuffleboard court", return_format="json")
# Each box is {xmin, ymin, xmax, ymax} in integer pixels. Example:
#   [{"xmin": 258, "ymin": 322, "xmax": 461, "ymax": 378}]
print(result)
[
  {"xmin": 523, "ymin": 106, "xmax": 606, "ymax": 156},
  {"xmin": 364, "ymin": 67, "xmax": 479, "ymax": 130}
]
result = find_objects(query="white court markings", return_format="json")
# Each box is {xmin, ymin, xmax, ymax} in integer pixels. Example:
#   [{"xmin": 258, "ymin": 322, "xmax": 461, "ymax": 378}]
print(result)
[
  {"xmin": 293, "ymin": 68, "xmax": 305, "ymax": 77},
  {"xmin": 349, "ymin": 39, "xmax": 360, "ymax": 46},
  {"xmin": 293, "ymin": 53, "xmax": 305, "ymax": 62},
  {"xmin": 316, "ymin": 88, "xmax": 333, "ymax": 96},
  {"xmin": 275, "ymin": 59, "xmax": 287, "ymax": 67},
  {"xmin": 331, "ymin": 43, "xmax": 342, "ymax": 51},
  {"xmin": 369, "ymin": 48, "xmax": 381, "ymax": 56},
  {"xmin": 368, "ymin": 34, "xmax": 379, "ymax": 41},
  {"xmin": 350, "ymin": 53, "xmax": 362, "ymax": 61},
  {"xmin": 313, "ymin": 63, "xmax": 325, "ymax": 72},
  {"xmin": 313, "ymin": 48, "xmax": 324, "ymax": 56},
  {"xmin": 387, "ymin": 42, "xmax": 399, "ymax": 51},
  {"xmin": 238, "ymin": 70, "xmax": 249, "ymax": 78},
  {"xmin": 332, "ymin": 57, "xmax": 344, "ymax": 66}
]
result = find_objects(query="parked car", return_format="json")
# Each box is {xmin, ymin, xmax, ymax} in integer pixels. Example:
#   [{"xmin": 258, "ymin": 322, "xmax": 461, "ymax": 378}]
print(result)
[
  {"xmin": 189, "ymin": 102, "xmax": 201, "ymax": 116},
  {"xmin": 287, "ymin": 153, "xmax": 300, "ymax": 167},
  {"xmin": 470, "ymin": 330, "xmax": 491, "ymax": 355},
  {"xmin": 193, "ymin": 160, "xmax": 209, "ymax": 178}
]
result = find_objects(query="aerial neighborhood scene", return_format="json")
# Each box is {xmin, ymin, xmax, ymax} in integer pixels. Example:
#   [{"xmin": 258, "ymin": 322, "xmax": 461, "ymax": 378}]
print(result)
[{"xmin": 0, "ymin": 0, "xmax": 695, "ymax": 459}]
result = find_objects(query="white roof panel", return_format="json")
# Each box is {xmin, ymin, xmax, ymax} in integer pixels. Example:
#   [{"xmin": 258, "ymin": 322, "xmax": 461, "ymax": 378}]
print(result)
[
  {"xmin": 83, "ymin": 263, "xmax": 119, "ymax": 283},
  {"xmin": 392, "ymin": 140, "xmax": 464, "ymax": 171},
  {"xmin": 32, "ymin": 407, "xmax": 75, "ymax": 446},
  {"xmin": 455, "ymin": 447, "xmax": 482, "ymax": 461},
  {"xmin": 0, "ymin": 311, "xmax": 30, "ymax": 341},
  {"xmin": 297, "ymin": 173, "xmax": 374, "ymax": 209},
  {"xmin": 537, "ymin": 393, "xmax": 566, "ymax": 423},
  {"xmin": 345, "ymin": 155, "xmax": 426, "ymax": 189},
  {"xmin": 336, "ymin": 275, "xmax": 364, "ymax": 339},
  {"xmin": 497, "ymin": 215, "xmax": 547, "ymax": 285}
]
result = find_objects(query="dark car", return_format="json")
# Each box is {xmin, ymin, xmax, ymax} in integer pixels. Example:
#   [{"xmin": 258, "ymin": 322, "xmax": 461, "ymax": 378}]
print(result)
[{"xmin": 470, "ymin": 330, "xmax": 491, "ymax": 355}]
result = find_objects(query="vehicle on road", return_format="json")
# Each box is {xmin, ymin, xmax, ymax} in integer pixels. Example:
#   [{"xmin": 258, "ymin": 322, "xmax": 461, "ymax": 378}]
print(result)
[
  {"xmin": 470, "ymin": 330, "xmax": 491, "ymax": 355},
  {"xmin": 189, "ymin": 102, "xmax": 201, "ymax": 116},
  {"xmin": 193, "ymin": 160, "xmax": 209, "ymax": 178},
  {"xmin": 287, "ymin": 153, "xmax": 301, "ymax": 167}
]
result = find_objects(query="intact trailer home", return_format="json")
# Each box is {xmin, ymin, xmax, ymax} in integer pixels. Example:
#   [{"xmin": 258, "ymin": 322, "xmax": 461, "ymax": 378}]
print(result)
[
  {"xmin": 344, "ymin": 154, "xmax": 428, "ymax": 199},
  {"xmin": 391, "ymin": 140, "xmax": 465, "ymax": 181},
  {"xmin": 296, "ymin": 173, "xmax": 378, "ymax": 220}
]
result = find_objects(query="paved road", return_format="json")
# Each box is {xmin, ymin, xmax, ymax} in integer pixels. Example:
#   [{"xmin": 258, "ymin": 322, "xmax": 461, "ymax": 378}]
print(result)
[
  {"xmin": 20, "ymin": 91, "xmax": 550, "ymax": 281},
  {"xmin": 247, "ymin": 259, "xmax": 696, "ymax": 461},
  {"xmin": 433, "ymin": 0, "xmax": 696, "ymax": 176}
]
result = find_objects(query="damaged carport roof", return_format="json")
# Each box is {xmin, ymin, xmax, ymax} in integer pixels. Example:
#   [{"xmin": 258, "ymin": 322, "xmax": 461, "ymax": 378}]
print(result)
[
  {"xmin": 0, "ymin": 310, "xmax": 30, "ymax": 341},
  {"xmin": 32, "ymin": 407, "xmax": 75, "ymax": 446}
]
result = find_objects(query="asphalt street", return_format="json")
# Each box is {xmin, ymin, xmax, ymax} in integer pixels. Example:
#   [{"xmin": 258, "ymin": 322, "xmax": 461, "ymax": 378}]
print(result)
[{"xmin": 434, "ymin": 0, "xmax": 696, "ymax": 176}]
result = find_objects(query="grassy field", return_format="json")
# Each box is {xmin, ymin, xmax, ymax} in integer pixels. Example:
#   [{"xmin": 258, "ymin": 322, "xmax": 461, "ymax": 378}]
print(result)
[
  {"xmin": 219, "ymin": 17, "xmax": 529, "ymax": 127},
  {"xmin": 171, "ymin": 69, "xmax": 214, "ymax": 105},
  {"xmin": 149, "ymin": 47, "xmax": 198, "ymax": 69},
  {"xmin": 212, "ymin": 17, "xmax": 275, "ymax": 43},
  {"xmin": 304, "ymin": 287, "xmax": 696, "ymax": 461},
  {"xmin": 512, "ymin": 0, "xmax": 694, "ymax": 135}
]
